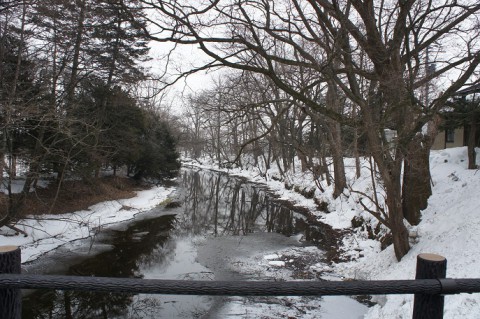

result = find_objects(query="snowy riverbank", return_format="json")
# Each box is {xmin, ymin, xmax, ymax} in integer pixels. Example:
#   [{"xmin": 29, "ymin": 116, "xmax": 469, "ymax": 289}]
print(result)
[
  {"xmin": 1, "ymin": 146, "xmax": 479, "ymax": 318},
  {"xmin": 1, "ymin": 186, "xmax": 174, "ymax": 263},
  {"xmin": 340, "ymin": 147, "xmax": 480, "ymax": 319},
  {"xmin": 183, "ymin": 147, "xmax": 480, "ymax": 319}
]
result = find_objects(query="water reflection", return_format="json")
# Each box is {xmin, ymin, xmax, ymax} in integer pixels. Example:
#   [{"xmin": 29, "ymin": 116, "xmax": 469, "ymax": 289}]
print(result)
[
  {"xmin": 23, "ymin": 215, "xmax": 177, "ymax": 318},
  {"xmin": 22, "ymin": 168, "xmax": 321, "ymax": 318},
  {"xmin": 179, "ymin": 168, "xmax": 303, "ymax": 237}
]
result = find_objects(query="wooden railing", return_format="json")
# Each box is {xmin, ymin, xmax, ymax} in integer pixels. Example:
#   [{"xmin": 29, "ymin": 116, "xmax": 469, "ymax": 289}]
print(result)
[{"xmin": 1, "ymin": 246, "xmax": 479, "ymax": 319}]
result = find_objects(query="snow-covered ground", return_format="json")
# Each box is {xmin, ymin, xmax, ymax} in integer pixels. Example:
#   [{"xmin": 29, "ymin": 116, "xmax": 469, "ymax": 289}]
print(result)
[
  {"xmin": 1, "ymin": 146, "xmax": 479, "ymax": 318},
  {"xmin": 343, "ymin": 147, "xmax": 480, "ymax": 319},
  {"xmin": 1, "ymin": 186, "xmax": 174, "ymax": 262}
]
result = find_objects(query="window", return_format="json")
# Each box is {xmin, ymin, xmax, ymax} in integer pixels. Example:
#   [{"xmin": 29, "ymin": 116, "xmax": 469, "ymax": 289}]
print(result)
[{"xmin": 446, "ymin": 129, "xmax": 455, "ymax": 143}]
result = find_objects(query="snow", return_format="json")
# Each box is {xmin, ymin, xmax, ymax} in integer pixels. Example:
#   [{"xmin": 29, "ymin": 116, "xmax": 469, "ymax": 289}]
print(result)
[
  {"xmin": 268, "ymin": 260, "xmax": 286, "ymax": 267},
  {"xmin": 340, "ymin": 147, "xmax": 480, "ymax": 319},
  {"xmin": 263, "ymin": 254, "xmax": 282, "ymax": 260},
  {"xmin": 183, "ymin": 147, "xmax": 480, "ymax": 318},
  {"xmin": 2, "ymin": 146, "xmax": 480, "ymax": 318},
  {"xmin": 1, "ymin": 186, "xmax": 174, "ymax": 262}
]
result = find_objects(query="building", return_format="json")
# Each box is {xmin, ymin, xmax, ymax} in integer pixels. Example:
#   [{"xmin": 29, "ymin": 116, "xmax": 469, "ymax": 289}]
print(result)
[
  {"xmin": 431, "ymin": 127, "xmax": 465, "ymax": 150},
  {"xmin": 431, "ymin": 83, "xmax": 480, "ymax": 150}
]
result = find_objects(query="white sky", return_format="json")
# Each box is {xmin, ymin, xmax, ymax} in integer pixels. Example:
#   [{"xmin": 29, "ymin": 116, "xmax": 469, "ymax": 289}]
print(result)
[{"xmin": 146, "ymin": 39, "xmax": 218, "ymax": 114}]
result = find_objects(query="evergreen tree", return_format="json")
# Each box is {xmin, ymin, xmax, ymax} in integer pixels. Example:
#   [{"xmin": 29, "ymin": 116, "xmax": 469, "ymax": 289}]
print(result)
[
  {"xmin": 73, "ymin": 79, "xmax": 180, "ymax": 181},
  {"xmin": 133, "ymin": 114, "xmax": 181, "ymax": 181},
  {"xmin": 25, "ymin": 0, "xmax": 152, "ymax": 181},
  {"xmin": 0, "ymin": 1, "xmax": 47, "ymax": 226},
  {"xmin": 91, "ymin": 0, "xmax": 150, "ymax": 88}
]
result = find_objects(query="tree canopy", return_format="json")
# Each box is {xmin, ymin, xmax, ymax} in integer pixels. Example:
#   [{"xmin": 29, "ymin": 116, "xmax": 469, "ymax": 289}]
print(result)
[
  {"xmin": 0, "ymin": 0, "xmax": 180, "ymax": 228},
  {"xmin": 134, "ymin": 0, "xmax": 480, "ymax": 260}
]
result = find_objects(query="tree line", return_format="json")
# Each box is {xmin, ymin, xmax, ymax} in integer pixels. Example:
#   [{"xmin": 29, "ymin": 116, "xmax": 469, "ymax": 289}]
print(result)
[
  {"xmin": 0, "ymin": 0, "xmax": 180, "ymax": 228},
  {"xmin": 2, "ymin": 0, "xmax": 479, "ymax": 261},
  {"xmin": 137, "ymin": 0, "xmax": 480, "ymax": 260}
]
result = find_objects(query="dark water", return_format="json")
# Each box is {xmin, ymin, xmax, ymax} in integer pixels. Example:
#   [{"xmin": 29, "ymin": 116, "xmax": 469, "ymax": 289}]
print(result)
[{"xmin": 21, "ymin": 168, "xmax": 365, "ymax": 318}]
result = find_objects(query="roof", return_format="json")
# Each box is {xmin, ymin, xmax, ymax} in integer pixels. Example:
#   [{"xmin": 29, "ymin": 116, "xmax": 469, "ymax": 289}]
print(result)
[{"xmin": 455, "ymin": 83, "xmax": 480, "ymax": 96}]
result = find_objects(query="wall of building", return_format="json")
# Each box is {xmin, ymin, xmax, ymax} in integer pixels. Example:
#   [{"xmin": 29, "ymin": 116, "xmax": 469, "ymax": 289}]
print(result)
[{"xmin": 431, "ymin": 128, "xmax": 465, "ymax": 150}]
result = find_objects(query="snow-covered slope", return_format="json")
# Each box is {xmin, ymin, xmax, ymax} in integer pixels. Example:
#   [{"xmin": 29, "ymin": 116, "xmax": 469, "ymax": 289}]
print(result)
[
  {"xmin": 185, "ymin": 147, "xmax": 480, "ymax": 318},
  {"xmin": 337, "ymin": 147, "xmax": 480, "ymax": 318}
]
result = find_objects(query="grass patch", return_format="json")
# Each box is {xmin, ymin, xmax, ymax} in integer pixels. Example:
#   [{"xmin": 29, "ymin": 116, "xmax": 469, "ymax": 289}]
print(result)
[{"xmin": 1, "ymin": 176, "xmax": 147, "ymax": 218}]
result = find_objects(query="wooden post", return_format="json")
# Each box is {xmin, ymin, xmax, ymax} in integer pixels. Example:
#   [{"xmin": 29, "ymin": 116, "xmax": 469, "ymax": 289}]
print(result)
[
  {"xmin": 413, "ymin": 253, "xmax": 446, "ymax": 319},
  {"xmin": 0, "ymin": 246, "xmax": 21, "ymax": 319}
]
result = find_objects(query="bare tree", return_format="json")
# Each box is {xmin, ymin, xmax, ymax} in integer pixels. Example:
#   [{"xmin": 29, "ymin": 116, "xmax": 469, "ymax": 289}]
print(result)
[
  {"xmin": 138, "ymin": 0, "xmax": 480, "ymax": 260},
  {"xmin": 0, "ymin": 0, "xmax": 39, "ymax": 228}
]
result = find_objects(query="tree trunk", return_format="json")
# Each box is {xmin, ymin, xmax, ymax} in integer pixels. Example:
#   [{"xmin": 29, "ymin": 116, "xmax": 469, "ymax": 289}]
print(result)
[
  {"xmin": 467, "ymin": 112, "xmax": 478, "ymax": 169},
  {"xmin": 66, "ymin": 0, "xmax": 86, "ymax": 103},
  {"xmin": 278, "ymin": 118, "xmax": 290, "ymax": 172},
  {"xmin": 353, "ymin": 105, "xmax": 361, "ymax": 178},
  {"xmin": 402, "ymin": 115, "xmax": 440, "ymax": 226},
  {"xmin": 327, "ymin": 120, "xmax": 347, "ymax": 198},
  {"xmin": 0, "ymin": 149, "xmax": 4, "ymax": 192},
  {"xmin": 321, "ymin": 155, "xmax": 331, "ymax": 186},
  {"xmin": 1, "ymin": 2, "xmax": 28, "ymax": 227},
  {"xmin": 22, "ymin": 127, "xmax": 46, "ymax": 194},
  {"xmin": 362, "ymin": 97, "xmax": 411, "ymax": 260},
  {"xmin": 402, "ymin": 135, "xmax": 432, "ymax": 225},
  {"xmin": 386, "ymin": 173, "xmax": 411, "ymax": 261},
  {"xmin": 9, "ymin": 154, "xmax": 17, "ymax": 178},
  {"xmin": 325, "ymin": 82, "xmax": 347, "ymax": 198},
  {"xmin": 299, "ymin": 151, "xmax": 308, "ymax": 172}
]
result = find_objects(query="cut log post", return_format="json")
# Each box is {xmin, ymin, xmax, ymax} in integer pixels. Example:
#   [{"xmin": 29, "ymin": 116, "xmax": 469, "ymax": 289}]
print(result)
[
  {"xmin": 0, "ymin": 246, "xmax": 21, "ymax": 319},
  {"xmin": 413, "ymin": 253, "xmax": 447, "ymax": 319}
]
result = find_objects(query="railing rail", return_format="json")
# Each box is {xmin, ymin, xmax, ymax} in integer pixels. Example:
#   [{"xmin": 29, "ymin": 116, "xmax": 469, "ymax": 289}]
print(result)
[
  {"xmin": 1, "ymin": 246, "xmax": 479, "ymax": 319},
  {"xmin": 1, "ymin": 274, "xmax": 480, "ymax": 296}
]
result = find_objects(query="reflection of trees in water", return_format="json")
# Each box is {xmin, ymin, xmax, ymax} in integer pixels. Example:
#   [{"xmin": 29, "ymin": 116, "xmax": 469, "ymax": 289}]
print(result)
[
  {"xmin": 22, "ymin": 169, "xmax": 314, "ymax": 318},
  {"xmin": 22, "ymin": 215, "xmax": 177, "ymax": 318},
  {"xmin": 68, "ymin": 215, "xmax": 177, "ymax": 277},
  {"xmin": 23, "ymin": 286, "xmax": 134, "ymax": 318},
  {"xmin": 180, "ymin": 169, "xmax": 301, "ymax": 237},
  {"xmin": 265, "ymin": 200, "xmax": 295, "ymax": 236},
  {"xmin": 180, "ymin": 169, "xmax": 270, "ymax": 236},
  {"xmin": 125, "ymin": 296, "xmax": 163, "ymax": 319}
]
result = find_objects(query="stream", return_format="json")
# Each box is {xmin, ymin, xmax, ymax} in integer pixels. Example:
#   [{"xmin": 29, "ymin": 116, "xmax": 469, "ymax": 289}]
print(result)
[{"xmin": 21, "ymin": 168, "xmax": 368, "ymax": 318}]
